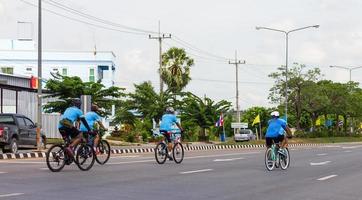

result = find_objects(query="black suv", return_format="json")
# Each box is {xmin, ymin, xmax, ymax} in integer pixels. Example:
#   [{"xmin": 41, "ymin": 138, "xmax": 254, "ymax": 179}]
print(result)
[{"xmin": 0, "ymin": 114, "xmax": 46, "ymax": 153}]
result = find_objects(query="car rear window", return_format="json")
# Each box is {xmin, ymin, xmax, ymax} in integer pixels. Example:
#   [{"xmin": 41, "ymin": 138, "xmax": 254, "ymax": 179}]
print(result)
[
  {"xmin": 0, "ymin": 115, "xmax": 15, "ymax": 125},
  {"xmin": 239, "ymin": 130, "xmax": 251, "ymax": 134}
]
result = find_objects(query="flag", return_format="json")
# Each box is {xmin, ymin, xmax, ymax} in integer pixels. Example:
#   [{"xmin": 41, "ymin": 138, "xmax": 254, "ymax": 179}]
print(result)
[
  {"xmin": 252, "ymin": 114, "xmax": 260, "ymax": 126},
  {"xmin": 215, "ymin": 113, "xmax": 224, "ymax": 127},
  {"xmin": 316, "ymin": 118, "xmax": 321, "ymax": 126}
]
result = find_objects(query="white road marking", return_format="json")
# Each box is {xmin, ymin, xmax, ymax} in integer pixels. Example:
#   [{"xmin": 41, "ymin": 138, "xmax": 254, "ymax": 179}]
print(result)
[
  {"xmin": 0, "ymin": 161, "xmax": 44, "ymax": 164},
  {"xmin": 40, "ymin": 168, "xmax": 49, "ymax": 170},
  {"xmin": 0, "ymin": 193, "xmax": 24, "ymax": 198},
  {"xmin": 310, "ymin": 161, "xmax": 331, "ymax": 166},
  {"xmin": 317, "ymin": 153, "xmax": 328, "ymax": 156},
  {"xmin": 317, "ymin": 175, "xmax": 337, "ymax": 181},
  {"xmin": 342, "ymin": 145, "xmax": 362, "ymax": 149},
  {"xmin": 180, "ymin": 169, "xmax": 213, "ymax": 174},
  {"xmin": 325, "ymin": 145, "xmax": 341, "ymax": 148},
  {"xmin": 214, "ymin": 157, "xmax": 244, "ymax": 162},
  {"xmin": 344, "ymin": 150, "xmax": 352, "ymax": 153},
  {"xmin": 108, "ymin": 152, "xmax": 260, "ymax": 165},
  {"xmin": 0, "ymin": 172, "xmax": 7, "ymax": 174}
]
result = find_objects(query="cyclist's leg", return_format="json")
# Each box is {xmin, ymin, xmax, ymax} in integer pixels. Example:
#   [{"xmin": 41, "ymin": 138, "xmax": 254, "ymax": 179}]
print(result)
[
  {"xmin": 278, "ymin": 134, "xmax": 286, "ymax": 149},
  {"xmin": 69, "ymin": 127, "xmax": 82, "ymax": 148},
  {"xmin": 265, "ymin": 137, "xmax": 273, "ymax": 149},
  {"xmin": 93, "ymin": 133, "xmax": 100, "ymax": 148}
]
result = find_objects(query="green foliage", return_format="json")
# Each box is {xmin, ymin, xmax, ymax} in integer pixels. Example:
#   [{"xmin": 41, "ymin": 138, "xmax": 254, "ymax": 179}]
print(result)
[
  {"xmin": 161, "ymin": 47, "xmax": 194, "ymax": 93},
  {"xmin": 44, "ymin": 74, "xmax": 124, "ymax": 114}
]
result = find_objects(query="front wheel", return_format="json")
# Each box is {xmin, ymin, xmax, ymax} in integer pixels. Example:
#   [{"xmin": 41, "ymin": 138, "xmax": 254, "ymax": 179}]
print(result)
[
  {"xmin": 75, "ymin": 143, "xmax": 95, "ymax": 171},
  {"xmin": 279, "ymin": 148, "xmax": 290, "ymax": 170},
  {"xmin": 173, "ymin": 142, "xmax": 184, "ymax": 164},
  {"xmin": 46, "ymin": 144, "xmax": 66, "ymax": 172},
  {"xmin": 265, "ymin": 148, "xmax": 275, "ymax": 171},
  {"xmin": 155, "ymin": 142, "xmax": 167, "ymax": 164},
  {"xmin": 95, "ymin": 140, "xmax": 111, "ymax": 165}
]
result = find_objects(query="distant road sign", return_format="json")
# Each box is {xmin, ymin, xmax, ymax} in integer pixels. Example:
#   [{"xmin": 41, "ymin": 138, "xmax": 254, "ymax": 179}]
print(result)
[{"xmin": 231, "ymin": 122, "xmax": 248, "ymax": 129}]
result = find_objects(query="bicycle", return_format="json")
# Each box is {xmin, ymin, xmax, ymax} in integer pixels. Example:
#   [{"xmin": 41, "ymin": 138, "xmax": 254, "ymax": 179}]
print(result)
[
  {"xmin": 84, "ymin": 129, "xmax": 111, "ymax": 165},
  {"xmin": 155, "ymin": 131, "xmax": 184, "ymax": 164},
  {"xmin": 265, "ymin": 142, "xmax": 290, "ymax": 171},
  {"xmin": 46, "ymin": 135, "xmax": 96, "ymax": 172}
]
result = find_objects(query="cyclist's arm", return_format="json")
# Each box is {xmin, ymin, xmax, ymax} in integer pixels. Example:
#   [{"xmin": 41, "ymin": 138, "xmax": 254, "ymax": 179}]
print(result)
[
  {"xmin": 175, "ymin": 122, "xmax": 183, "ymax": 133},
  {"xmin": 283, "ymin": 126, "xmax": 292, "ymax": 137}
]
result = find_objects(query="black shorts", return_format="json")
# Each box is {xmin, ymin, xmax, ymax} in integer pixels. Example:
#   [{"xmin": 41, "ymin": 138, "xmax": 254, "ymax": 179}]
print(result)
[
  {"xmin": 59, "ymin": 127, "xmax": 80, "ymax": 141},
  {"xmin": 265, "ymin": 135, "xmax": 285, "ymax": 148},
  {"xmin": 160, "ymin": 130, "xmax": 172, "ymax": 143}
]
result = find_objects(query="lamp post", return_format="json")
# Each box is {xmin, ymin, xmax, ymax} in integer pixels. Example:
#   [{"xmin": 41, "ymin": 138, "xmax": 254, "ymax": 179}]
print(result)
[
  {"xmin": 329, "ymin": 65, "xmax": 362, "ymax": 83},
  {"xmin": 329, "ymin": 65, "xmax": 362, "ymax": 134},
  {"xmin": 256, "ymin": 25, "xmax": 319, "ymax": 122}
]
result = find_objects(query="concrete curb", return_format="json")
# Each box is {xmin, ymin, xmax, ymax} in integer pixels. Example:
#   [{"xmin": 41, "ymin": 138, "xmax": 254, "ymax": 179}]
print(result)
[{"xmin": 0, "ymin": 143, "xmax": 325, "ymax": 160}]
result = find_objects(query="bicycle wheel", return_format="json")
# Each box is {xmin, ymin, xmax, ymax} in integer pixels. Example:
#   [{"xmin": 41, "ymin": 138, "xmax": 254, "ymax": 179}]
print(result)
[
  {"xmin": 95, "ymin": 140, "xmax": 111, "ymax": 165},
  {"xmin": 75, "ymin": 143, "xmax": 95, "ymax": 171},
  {"xmin": 265, "ymin": 148, "xmax": 275, "ymax": 171},
  {"xmin": 155, "ymin": 142, "xmax": 167, "ymax": 164},
  {"xmin": 46, "ymin": 144, "xmax": 66, "ymax": 172},
  {"xmin": 173, "ymin": 142, "xmax": 184, "ymax": 164},
  {"xmin": 279, "ymin": 148, "xmax": 290, "ymax": 170}
]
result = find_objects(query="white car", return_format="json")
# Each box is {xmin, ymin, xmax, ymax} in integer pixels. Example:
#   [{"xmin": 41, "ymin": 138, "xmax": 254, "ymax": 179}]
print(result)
[{"xmin": 234, "ymin": 129, "xmax": 256, "ymax": 142}]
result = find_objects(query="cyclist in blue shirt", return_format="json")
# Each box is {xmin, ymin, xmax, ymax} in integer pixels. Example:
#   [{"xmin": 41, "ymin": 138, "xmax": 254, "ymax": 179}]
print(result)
[
  {"xmin": 265, "ymin": 111, "xmax": 291, "ymax": 153},
  {"xmin": 80, "ymin": 104, "xmax": 107, "ymax": 152},
  {"xmin": 159, "ymin": 107, "xmax": 183, "ymax": 160},
  {"xmin": 58, "ymin": 98, "xmax": 84, "ymax": 156}
]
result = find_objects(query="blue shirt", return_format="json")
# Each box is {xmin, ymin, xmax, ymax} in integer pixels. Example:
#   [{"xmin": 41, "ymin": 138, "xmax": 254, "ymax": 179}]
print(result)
[
  {"xmin": 278, "ymin": 119, "xmax": 287, "ymax": 135},
  {"xmin": 58, "ymin": 106, "xmax": 83, "ymax": 128},
  {"xmin": 80, "ymin": 111, "xmax": 101, "ymax": 132},
  {"xmin": 159, "ymin": 114, "xmax": 178, "ymax": 131},
  {"xmin": 265, "ymin": 118, "xmax": 287, "ymax": 138}
]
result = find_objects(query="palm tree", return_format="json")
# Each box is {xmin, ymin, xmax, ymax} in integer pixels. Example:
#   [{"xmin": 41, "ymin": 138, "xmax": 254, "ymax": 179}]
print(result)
[
  {"xmin": 161, "ymin": 47, "xmax": 194, "ymax": 94},
  {"xmin": 181, "ymin": 92, "xmax": 231, "ymax": 141}
]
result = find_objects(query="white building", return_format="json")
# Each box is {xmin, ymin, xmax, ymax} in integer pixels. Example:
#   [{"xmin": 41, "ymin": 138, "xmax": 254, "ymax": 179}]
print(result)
[{"xmin": 0, "ymin": 39, "xmax": 116, "ymax": 88}]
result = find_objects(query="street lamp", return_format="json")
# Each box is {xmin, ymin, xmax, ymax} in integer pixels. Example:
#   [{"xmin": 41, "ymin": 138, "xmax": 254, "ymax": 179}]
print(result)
[
  {"xmin": 256, "ymin": 25, "xmax": 319, "ymax": 122},
  {"xmin": 329, "ymin": 65, "xmax": 362, "ymax": 134},
  {"xmin": 329, "ymin": 65, "xmax": 362, "ymax": 82}
]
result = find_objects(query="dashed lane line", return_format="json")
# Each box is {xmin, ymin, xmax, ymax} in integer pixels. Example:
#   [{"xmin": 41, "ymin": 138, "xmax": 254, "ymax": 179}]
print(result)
[
  {"xmin": 0, "ymin": 193, "xmax": 24, "ymax": 198},
  {"xmin": 317, "ymin": 175, "xmax": 338, "ymax": 181},
  {"xmin": 180, "ymin": 169, "xmax": 213, "ymax": 174},
  {"xmin": 214, "ymin": 157, "xmax": 244, "ymax": 162},
  {"xmin": 310, "ymin": 161, "xmax": 331, "ymax": 166}
]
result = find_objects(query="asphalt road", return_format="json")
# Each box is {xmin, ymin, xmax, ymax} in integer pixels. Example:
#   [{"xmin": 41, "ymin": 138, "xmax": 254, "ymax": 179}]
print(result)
[{"xmin": 0, "ymin": 144, "xmax": 362, "ymax": 200}]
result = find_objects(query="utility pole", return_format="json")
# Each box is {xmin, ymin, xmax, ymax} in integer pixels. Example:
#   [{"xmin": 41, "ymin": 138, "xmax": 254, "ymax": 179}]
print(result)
[
  {"xmin": 36, "ymin": 0, "xmax": 42, "ymax": 151},
  {"xmin": 149, "ymin": 21, "xmax": 171, "ymax": 94},
  {"xmin": 228, "ymin": 51, "xmax": 245, "ymax": 123}
]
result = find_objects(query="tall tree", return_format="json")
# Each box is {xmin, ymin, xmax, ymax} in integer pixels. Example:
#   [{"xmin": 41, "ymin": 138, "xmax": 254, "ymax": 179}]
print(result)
[
  {"xmin": 269, "ymin": 63, "xmax": 321, "ymax": 129},
  {"xmin": 161, "ymin": 47, "xmax": 194, "ymax": 94}
]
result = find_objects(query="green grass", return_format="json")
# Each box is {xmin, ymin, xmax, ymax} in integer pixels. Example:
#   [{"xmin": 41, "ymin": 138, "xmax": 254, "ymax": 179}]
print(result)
[{"xmin": 46, "ymin": 138, "xmax": 63, "ymax": 144}]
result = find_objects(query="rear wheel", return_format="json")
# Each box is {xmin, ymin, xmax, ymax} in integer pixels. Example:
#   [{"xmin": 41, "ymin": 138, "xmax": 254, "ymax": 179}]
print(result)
[
  {"xmin": 173, "ymin": 142, "xmax": 184, "ymax": 164},
  {"xmin": 265, "ymin": 148, "xmax": 275, "ymax": 171},
  {"xmin": 279, "ymin": 148, "xmax": 290, "ymax": 170},
  {"xmin": 75, "ymin": 143, "xmax": 95, "ymax": 171},
  {"xmin": 46, "ymin": 144, "xmax": 66, "ymax": 172},
  {"xmin": 155, "ymin": 142, "xmax": 167, "ymax": 164},
  {"xmin": 95, "ymin": 140, "xmax": 111, "ymax": 165},
  {"xmin": 9, "ymin": 138, "xmax": 18, "ymax": 154}
]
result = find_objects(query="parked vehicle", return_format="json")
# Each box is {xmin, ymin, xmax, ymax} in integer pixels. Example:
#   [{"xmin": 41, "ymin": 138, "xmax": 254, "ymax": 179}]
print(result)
[
  {"xmin": 234, "ymin": 129, "xmax": 256, "ymax": 142},
  {"xmin": 0, "ymin": 114, "xmax": 46, "ymax": 153}
]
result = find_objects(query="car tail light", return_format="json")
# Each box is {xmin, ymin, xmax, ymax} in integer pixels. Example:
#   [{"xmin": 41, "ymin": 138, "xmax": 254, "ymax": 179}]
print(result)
[{"xmin": 0, "ymin": 127, "xmax": 4, "ymax": 137}]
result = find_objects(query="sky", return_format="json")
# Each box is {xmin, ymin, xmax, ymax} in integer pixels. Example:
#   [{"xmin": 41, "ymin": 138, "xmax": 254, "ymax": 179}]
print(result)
[{"xmin": 1, "ymin": 0, "xmax": 362, "ymax": 111}]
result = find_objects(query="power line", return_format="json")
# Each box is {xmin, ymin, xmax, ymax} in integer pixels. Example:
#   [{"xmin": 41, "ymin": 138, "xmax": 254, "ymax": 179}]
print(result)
[
  {"xmin": 43, "ymin": 0, "xmax": 158, "ymax": 34},
  {"xmin": 172, "ymin": 35, "xmax": 230, "ymax": 61},
  {"xmin": 19, "ymin": 0, "xmax": 147, "ymax": 35}
]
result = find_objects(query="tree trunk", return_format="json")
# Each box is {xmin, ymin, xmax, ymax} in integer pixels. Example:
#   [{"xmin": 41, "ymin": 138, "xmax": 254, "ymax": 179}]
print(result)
[{"xmin": 198, "ymin": 127, "xmax": 209, "ymax": 141}]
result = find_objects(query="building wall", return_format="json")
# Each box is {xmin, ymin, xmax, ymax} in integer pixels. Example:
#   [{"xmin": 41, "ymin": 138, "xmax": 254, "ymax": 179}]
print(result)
[{"xmin": 0, "ymin": 47, "xmax": 116, "ymax": 88}]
